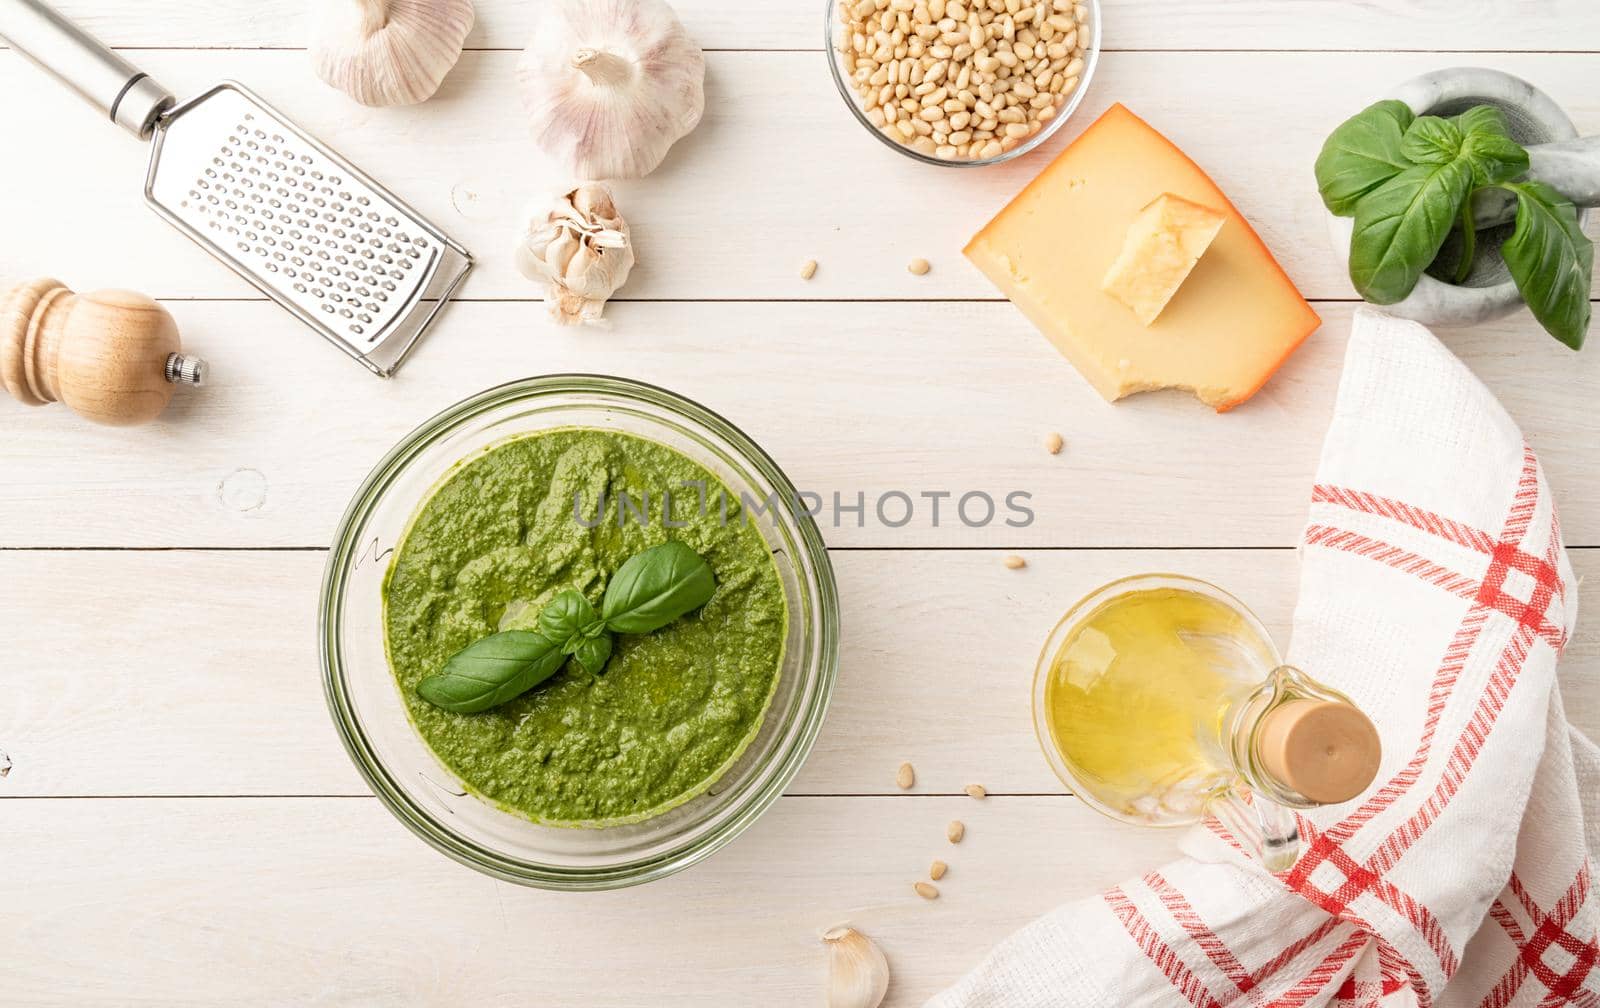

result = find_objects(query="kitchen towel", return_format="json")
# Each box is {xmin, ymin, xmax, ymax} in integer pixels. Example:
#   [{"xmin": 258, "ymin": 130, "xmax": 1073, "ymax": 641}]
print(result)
[{"xmin": 929, "ymin": 306, "xmax": 1598, "ymax": 1008}]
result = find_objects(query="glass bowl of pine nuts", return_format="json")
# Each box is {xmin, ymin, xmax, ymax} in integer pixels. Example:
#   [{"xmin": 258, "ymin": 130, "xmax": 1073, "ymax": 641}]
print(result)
[{"xmin": 827, "ymin": 0, "xmax": 1099, "ymax": 166}]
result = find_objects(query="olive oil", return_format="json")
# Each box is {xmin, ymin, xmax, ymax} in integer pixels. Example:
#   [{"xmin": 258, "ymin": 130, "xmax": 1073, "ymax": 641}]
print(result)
[{"xmin": 1041, "ymin": 585, "xmax": 1279, "ymax": 824}]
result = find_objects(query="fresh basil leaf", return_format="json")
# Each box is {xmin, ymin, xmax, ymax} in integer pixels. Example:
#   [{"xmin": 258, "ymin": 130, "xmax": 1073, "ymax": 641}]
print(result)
[
  {"xmin": 1500, "ymin": 181, "xmax": 1593, "ymax": 350},
  {"xmin": 1400, "ymin": 115, "xmax": 1464, "ymax": 167},
  {"xmin": 416, "ymin": 631, "xmax": 566, "ymax": 714},
  {"xmin": 602, "ymin": 541, "xmax": 717, "ymax": 635},
  {"xmin": 1315, "ymin": 100, "xmax": 1416, "ymax": 217},
  {"xmin": 1450, "ymin": 106, "xmax": 1529, "ymax": 186},
  {"xmin": 1349, "ymin": 160, "xmax": 1474, "ymax": 304},
  {"xmin": 573, "ymin": 633, "xmax": 614, "ymax": 676},
  {"xmin": 1462, "ymin": 133, "xmax": 1528, "ymax": 187},
  {"xmin": 1453, "ymin": 105, "xmax": 1510, "ymax": 139},
  {"xmin": 539, "ymin": 589, "xmax": 601, "ymax": 654}
]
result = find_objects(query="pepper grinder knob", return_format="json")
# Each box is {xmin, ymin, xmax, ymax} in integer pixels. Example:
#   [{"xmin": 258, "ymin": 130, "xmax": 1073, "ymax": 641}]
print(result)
[
  {"xmin": 165, "ymin": 352, "xmax": 207, "ymax": 387},
  {"xmin": 0, "ymin": 277, "xmax": 205, "ymax": 426}
]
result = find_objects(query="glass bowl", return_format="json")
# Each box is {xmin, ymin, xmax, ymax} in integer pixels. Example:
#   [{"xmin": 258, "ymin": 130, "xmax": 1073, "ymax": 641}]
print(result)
[
  {"xmin": 320, "ymin": 375, "xmax": 840, "ymax": 890},
  {"xmin": 825, "ymin": 0, "xmax": 1101, "ymax": 168}
]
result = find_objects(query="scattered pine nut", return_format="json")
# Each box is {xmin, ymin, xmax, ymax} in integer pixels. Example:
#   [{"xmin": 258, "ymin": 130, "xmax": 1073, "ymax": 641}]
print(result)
[
  {"xmin": 1045, "ymin": 432, "xmax": 1064, "ymax": 455},
  {"xmin": 947, "ymin": 820, "xmax": 965, "ymax": 844},
  {"xmin": 965, "ymin": 784, "xmax": 987, "ymax": 799},
  {"xmin": 908, "ymin": 257, "xmax": 931, "ymax": 276},
  {"xmin": 914, "ymin": 881, "xmax": 940, "ymax": 900},
  {"xmin": 800, "ymin": 259, "xmax": 818, "ymax": 280},
  {"xmin": 930, "ymin": 860, "xmax": 948, "ymax": 881},
  {"xmin": 897, "ymin": 761, "xmax": 916, "ymax": 790},
  {"xmin": 1004, "ymin": 555, "xmax": 1027, "ymax": 570}
]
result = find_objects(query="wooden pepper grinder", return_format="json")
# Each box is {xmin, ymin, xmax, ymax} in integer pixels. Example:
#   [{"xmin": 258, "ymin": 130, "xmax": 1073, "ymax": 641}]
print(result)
[{"xmin": 0, "ymin": 278, "xmax": 205, "ymax": 426}]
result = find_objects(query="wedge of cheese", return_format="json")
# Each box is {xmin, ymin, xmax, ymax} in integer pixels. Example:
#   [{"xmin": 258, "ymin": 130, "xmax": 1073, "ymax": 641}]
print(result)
[
  {"xmin": 964, "ymin": 104, "xmax": 1320, "ymax": 412},
  {"xmin": 1101, "ymin": 193, "xmax": 1226, "ymax": 325}
]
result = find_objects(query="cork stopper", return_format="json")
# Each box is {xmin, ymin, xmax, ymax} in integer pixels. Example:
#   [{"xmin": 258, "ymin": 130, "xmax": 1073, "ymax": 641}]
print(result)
[{"xmin": 1256, "ymin": 700, "xmax": 1381, "ymax": 805}]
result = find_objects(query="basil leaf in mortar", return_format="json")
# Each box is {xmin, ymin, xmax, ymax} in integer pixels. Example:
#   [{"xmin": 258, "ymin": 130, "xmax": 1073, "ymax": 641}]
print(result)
[
  {"xmin": 1500, "ymin": 181, "xmax": 1594, "ymax": 350},
  {"xmin": 602, "ymin": 541, "xmax": 717, "ymax": 635},
  {"xmin": 416, "ymin": 631, "xmax": 566, "ymax": 714},
  {"xmin": 1400, "ymin": 115, "xmax": 1464, "ymax": 167},
  {"xmin": 1315, "ymin": 100, "xmax": 1416, "ymax": 217},
  {"xmin": 1452, "ymin": 106, "xmax": 1529, "ymax": 186},
  {"xmin": 1349, "ymin": 160, "xmax": 1474, "ymax": 304}
]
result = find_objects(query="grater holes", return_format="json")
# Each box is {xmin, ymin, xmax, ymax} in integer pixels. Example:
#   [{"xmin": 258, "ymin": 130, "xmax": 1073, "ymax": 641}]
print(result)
[{"xmin": 169, "ymin": 106, "xmax": 441, "ymax": 348}]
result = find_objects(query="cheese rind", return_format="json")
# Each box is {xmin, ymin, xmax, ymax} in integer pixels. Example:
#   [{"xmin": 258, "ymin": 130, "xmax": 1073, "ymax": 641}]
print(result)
[
  {"xmin": 1101, "ymin": 193, "xmax": 1226, "ymax": 326},
  {"xmin": 964, "ymin": 104, "xmax": 1320, "ymax": 412}
]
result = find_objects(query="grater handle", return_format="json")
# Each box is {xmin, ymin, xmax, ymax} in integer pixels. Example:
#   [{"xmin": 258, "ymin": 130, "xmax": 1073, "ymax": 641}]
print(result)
[{"xmin": 0, "ymin": 0, "xmax": 173, "ymax": 139}]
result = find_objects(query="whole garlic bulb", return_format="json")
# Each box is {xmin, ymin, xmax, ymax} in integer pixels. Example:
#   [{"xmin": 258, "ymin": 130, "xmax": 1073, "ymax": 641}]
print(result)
[
  {"xmin": 514, "ymin": 185, "xmax": 636, "ymax": 325},
  {"xmin": 516, "ymin": 0, "xmax": 706, "ymax": 180},
  {"xmin": 311, "ymin": 0, "xmax": 475, "ymax": 107}
]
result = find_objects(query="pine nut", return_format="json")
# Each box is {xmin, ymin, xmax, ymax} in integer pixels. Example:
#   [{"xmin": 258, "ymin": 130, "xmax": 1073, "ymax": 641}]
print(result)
[
  {"xmin": 914, "ymin": 882, "xmax": 940, "ymax": 900},
  {"xmin": 1045, "ymin": 431, "xmax": 1064, "ymax": 454},
  {"xmin": 908, "ymin": 257, "xmax": 932, "ymax": 275},
  {"xmin": 897, "ymin": 761, "xmax": 916, "ymax": 789},
  {"xmin": 947, "ymin": 820, "xmax": 966, "ymax": 843},
  {"xmin": 1004, "ymin": 554, "xmax": 1026, "ymax": 569},
  {"xmin": 799, "ymin": 260, "xmax": 818, "ymax": 280},
  {"xmin": 965, "ymin": 784, "xmax": 987, "ymax": 799}
]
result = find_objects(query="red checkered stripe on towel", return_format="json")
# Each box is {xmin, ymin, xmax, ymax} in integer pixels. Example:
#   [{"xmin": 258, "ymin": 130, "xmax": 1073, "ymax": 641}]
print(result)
[
  {"xmin": 1103, "ymin": 446, "xmax": 1588, "ymax": 1008},
  {"xmin": 1477, "ymin": 869, "xmax": 1600, "ymax": 1008}
]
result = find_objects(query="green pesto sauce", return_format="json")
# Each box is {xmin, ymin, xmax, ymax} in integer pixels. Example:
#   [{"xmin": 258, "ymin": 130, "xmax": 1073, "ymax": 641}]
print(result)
[{"xmin": 382, "ymin": 428, "xmax": 787, "ymax": 826}]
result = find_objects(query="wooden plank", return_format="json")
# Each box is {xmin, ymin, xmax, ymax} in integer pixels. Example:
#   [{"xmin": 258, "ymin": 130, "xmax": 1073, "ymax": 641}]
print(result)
[
  {"xmin": 3, "ymin": 50, "xmax": 1599, "ymax": 303},
  {"xmin": 1, "ymin": 548, "xmax": 1593, "ymax": 799},
  {"xmin": 5, "ymin": 0, "xmax": 1598, "ymax": 52},
  {"xmin": 0, "ymin": 794, "xmax": 1178, "ymax": 1006},
  {"xmin": 0, "ymin": 301, "xmax": 1595, "ymax": 550}
]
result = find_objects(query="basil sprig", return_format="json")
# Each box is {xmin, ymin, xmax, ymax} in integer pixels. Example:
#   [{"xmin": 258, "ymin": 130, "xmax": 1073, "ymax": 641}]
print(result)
[
  {"xmin": 415, "ymin": 542, "xmax": 717, "ymax": 714},
  {"xmin": 1316, "ymin": 101, "xmax": 1589, "ymax": 349}
]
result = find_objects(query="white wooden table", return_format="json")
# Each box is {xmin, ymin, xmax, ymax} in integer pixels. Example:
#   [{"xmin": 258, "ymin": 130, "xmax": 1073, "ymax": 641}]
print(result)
[{"xmin": 2, "ymin": 3, "xmax": 1597, "ymax": 1004}]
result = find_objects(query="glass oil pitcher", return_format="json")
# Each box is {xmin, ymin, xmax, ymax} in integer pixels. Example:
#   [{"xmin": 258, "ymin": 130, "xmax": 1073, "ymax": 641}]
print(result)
[{"xmin": 1031, "ymin": 574, "xmax": 1381, "ymax": 871}]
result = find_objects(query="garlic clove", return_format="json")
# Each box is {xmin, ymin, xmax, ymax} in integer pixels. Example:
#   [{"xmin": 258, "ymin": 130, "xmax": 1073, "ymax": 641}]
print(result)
[
  {"xmin": 516, "ymin": 0, "xmax": 706, "ymax": 181},
  {"xmin": 823, "ymin": 927, "xmax": 890, "ymax": 1008},
  {"xmin": 545, "ymin": 229, "xmax": 581, "ymax": 274},
  {"xmin": 311, "ymin": 0, "xmax": 476, "ymax": 108}
]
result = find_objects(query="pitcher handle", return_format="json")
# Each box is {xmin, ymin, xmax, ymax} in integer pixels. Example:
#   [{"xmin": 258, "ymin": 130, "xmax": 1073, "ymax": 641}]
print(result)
[{"xmin": 1210, "ymin": 791, "xmax": 1301, "ymax": 873}]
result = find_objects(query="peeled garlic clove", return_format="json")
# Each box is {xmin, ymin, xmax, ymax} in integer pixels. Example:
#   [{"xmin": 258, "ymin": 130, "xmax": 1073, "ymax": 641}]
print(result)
[
  {"xmin": 513, "ymin": 184, "xmax": 637, "ymax": 326},
  {"xmin": 311, "ymin": 0, "xmax": 475, "ymax": 107},
  {"xmin": 823, "ymin": 927, "xmax": 889, "ymax": 1008},
  {"xmin": 516, "ymin": 0, "xmax": 706, "ymax": 180}
]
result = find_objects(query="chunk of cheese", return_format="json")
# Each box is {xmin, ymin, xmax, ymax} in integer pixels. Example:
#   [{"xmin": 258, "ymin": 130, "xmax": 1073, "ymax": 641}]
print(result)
[
  {"xmin": 1101, "ymin": 193, "xmax": 1226, "ymax": 325},
  {"xmin": 964, "ymin": 104, "xmax": 1320, "ymax": 412}
]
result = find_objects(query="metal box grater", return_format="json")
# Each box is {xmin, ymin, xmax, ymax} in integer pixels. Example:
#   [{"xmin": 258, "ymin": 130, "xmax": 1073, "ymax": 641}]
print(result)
[{"xmin": 0, "ymin": 0, "xmax": 473, "ymax": 377}]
